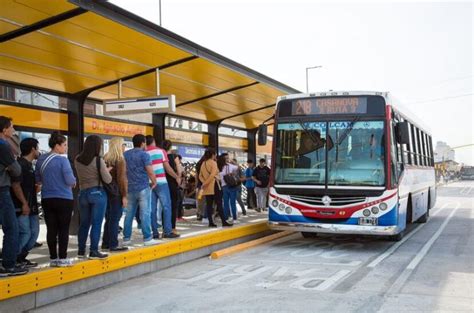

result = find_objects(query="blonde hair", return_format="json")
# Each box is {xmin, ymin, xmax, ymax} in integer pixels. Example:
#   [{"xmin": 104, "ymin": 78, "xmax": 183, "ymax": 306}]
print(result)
[{"xmin": 104, "ymin": 137, "xmax": 124, "ymax": 165}]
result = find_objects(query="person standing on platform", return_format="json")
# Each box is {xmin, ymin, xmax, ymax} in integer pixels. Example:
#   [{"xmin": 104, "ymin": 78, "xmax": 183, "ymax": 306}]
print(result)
[
  {"xmin": 220, "ymin": 154, "xmax": 239, "ymax": 222},
  {"xmin": 35, "ymin": 131, "xmax": 76, "ymax": 267},
  {"xmin": 244, "ymin": 159, "xmax": 257, "ymax": 210},
  {"xmin": 252, "ymin": 158, "xmax": 271, "ymax": 212},
  {"xmin": 145, "ymin": 135, "xmax": 180, "ymax": 239},
  {"xmin": 11, "ymin": 138, "xmax": 41, "ymax": 268},
  {"xmin": 162, "ymin": 140, "xmax": 181, "ymax": 235},
  {"xmin": 0, "ymin": 116, "xmax": 27, "ymax": 276},
  {"xmin": 232, "ymin": 158, "xmax": 247, "ymax": 216},
  {"xmin": 199, "ymin": 149, "xmax": 231, "ymax": 228},
  {"xmin": 101, "ymin": 137, "xmax": 129, "ymax": 251},
  {"xmin": 75, "ymin": 135, "xmax": 112, "ymax": 260},
  {"xmin": 123, "ymin": 134, "xmax": 159, "ymax": 246}
]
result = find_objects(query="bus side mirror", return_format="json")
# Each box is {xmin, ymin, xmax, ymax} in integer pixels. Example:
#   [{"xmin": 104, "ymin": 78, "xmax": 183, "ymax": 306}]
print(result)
[
  {"xmin": 396, "ymin": 121, "xmax": 410, "ymax": 145},
  {"xmin": 257, "ymin": 124, "xmax": 267, "ymax": 146}
]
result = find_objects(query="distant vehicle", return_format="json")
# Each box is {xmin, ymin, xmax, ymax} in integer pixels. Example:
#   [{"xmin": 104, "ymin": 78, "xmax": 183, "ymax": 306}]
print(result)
[
  {"xmin": 460, "ymin": 166, "xmax": 474, "ymax": 180},
  {"xmin": 258, "ymin": 91, "xmax": 436, "ymax": 241}
]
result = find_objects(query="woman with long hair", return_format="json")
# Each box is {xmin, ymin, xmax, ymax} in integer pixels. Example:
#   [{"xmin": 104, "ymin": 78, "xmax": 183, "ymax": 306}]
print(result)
[
  {"xmin": 199, "ymin": 148, "xmax": 231, "ymax": 228},
  {"xmin": 35, "ymin": 131, "xmax": 76, "ymax": 267},
  {"xmin": 74, "ymin": 135, "xmax": 112, "ymax": 259},
  {"xmin": 101, "ymin": 137, "xmax": 128, "ymax": 251}
]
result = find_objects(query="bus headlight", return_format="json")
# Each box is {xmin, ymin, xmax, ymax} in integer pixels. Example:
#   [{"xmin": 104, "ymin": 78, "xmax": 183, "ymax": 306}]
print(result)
[
  {"xmin": 271, "ymin": 200, "xmax": 279, "ymax": 208},
  {"xmin": 371, "ymin": 206, "xmax": 379, "ymax": 214},
  {"xmin": 379, "ymin": 202, "xmax": 388, "ymax": 211},
  {"xmin": 363, "ymin": 209, "xmax": 371, "ymax": 217},
  {"xmin": 278, "ymin": 203, "xmax": 286, "ymax": 211},
  {"xmin": 285, "ymin": 206, "xmax": 292, "ymax": 214}
]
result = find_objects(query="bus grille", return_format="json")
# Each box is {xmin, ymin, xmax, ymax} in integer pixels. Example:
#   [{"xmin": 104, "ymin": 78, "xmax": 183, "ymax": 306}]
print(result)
[{"xmin": 289, "ymin": 195, "xmax": 366, "ymax": 207}]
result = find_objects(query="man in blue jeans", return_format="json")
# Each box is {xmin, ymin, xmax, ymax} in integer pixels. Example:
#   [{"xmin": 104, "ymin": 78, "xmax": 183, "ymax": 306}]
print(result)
[
  {"xmin": 0, "ymin": 116, "xmax": 28, "ymax": 276},
  {"xmin": 11, "ymin": 138, "xmax": 41, "ymax": 268},
  {"xmin": 145, "ymin": 135, "xmax": 180, "ymax": 239},
  {"xmin": 123, "ymin": 134, "xmax": 159, "ymax": 246}
]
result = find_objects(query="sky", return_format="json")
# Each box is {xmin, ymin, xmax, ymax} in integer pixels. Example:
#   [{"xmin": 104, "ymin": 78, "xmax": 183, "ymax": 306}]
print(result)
[{"xmin": 111, "ymin": 0, "xmax": 473, "ymax": 164}]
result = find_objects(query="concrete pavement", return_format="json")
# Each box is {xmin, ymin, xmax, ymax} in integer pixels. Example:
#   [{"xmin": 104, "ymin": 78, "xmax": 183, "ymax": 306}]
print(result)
[{"xmin": 29, "ymin": 181, "xmax": 474, "ymax": 312}]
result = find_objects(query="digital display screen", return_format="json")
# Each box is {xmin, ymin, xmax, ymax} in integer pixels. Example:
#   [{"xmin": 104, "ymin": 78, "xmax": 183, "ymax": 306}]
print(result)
[{"xmin": 291, "ymin": 97, "xmax": 367, "ymax": 115}]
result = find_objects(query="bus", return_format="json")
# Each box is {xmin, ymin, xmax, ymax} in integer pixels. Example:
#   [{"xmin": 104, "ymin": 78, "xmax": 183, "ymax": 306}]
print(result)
[
  {"xmin": 460, "ymin": 166, "xmax": 474, "ymax": 180},
  {"xmin": 258, "ymin": 91, "xmax": 436, "ymax": 241}
]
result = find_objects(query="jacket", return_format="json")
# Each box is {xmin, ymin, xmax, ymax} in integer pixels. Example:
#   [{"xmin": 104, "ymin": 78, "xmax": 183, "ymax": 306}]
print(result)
[{"xmin": 198, "ymin": 159, "xmax": 220, "ymax": 196}]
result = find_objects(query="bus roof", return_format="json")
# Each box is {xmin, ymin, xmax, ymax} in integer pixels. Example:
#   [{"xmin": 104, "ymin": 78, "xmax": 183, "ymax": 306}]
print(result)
[{"xmin": 276, "ymin": 91, "xmax": 432, "ymax": 135}]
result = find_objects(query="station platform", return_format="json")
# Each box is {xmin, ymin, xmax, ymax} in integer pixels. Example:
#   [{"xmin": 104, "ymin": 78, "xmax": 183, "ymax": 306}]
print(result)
[{"xmin": 0, "ymin": 209, "xmax": 271, "ymax": 311}]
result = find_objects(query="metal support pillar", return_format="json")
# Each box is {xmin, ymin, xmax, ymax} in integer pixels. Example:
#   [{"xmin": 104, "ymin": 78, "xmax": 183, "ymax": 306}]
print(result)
[
  {"xmin": 247, "ymin": 127, "xmax": 258, "ymax": 163},
  {"xmin": 67, "ymin": 94, "xmax": 86, "ymax": 161},
  {"xmin": 152, "ymin": 113, "xmax": 167, "ymax": 147},
  {"xmin": 67, "ymin": 93, "xmax": 87, "ymax": 236},
  {"xmin": 208, "ymin": 121, "xmax": 221, "ymax": 151}
]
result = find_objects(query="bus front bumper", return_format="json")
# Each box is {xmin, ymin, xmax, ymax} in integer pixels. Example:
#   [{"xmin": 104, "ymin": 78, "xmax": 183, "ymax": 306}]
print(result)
[{"xmin": 268, "ymin": 221, "xmax": 400, "ymax": 236}]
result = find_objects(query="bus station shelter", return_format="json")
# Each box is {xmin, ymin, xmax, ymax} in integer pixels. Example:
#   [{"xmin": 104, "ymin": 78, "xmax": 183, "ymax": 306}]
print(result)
[{"xmin": 0, "ymin": 0, "xmax": 299, "ymax": 162}]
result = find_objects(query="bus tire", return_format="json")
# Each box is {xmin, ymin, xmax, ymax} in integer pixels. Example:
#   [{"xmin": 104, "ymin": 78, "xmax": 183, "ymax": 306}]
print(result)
[
  {"xmin": 388, "ymin": 231, "xmax": 404, "ymax": 241},
  {"xmin": 417, "ymin": 192, "xmax": 430, "ymax": 223},
  {"xmin": 301, "ymin": 232, "xmax": 318, "ymax": 238}
]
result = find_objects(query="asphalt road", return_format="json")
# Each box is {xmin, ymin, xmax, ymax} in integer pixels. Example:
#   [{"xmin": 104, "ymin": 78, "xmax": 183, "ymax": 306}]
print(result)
[{"xmin": 31, "ymin": 181, "xmax": 474, "ymax": 313}]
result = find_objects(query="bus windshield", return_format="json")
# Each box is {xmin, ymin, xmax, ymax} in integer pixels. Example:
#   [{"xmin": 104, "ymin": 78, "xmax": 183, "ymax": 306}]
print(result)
[{"xmin": 275, "ymin": 120, "xmax": 385, "ymax": 187}]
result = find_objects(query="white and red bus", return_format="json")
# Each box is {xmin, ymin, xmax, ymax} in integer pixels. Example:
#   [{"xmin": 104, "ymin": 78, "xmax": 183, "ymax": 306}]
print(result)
[{"xmin": 259, "ymin": 91, "xmax": 436, "ymax": 240}]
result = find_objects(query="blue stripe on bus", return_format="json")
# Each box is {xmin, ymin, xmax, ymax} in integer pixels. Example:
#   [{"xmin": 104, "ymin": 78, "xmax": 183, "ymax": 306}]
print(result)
[{"xmin": 269, "ymin": 205, "xmax": 398, "ymax": 227}]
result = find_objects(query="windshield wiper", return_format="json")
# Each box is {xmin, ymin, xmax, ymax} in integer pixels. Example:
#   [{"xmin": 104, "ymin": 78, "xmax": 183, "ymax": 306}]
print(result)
[{"xmin": 336, "ymin": 116, "xmax": 361, "ymax": 145}]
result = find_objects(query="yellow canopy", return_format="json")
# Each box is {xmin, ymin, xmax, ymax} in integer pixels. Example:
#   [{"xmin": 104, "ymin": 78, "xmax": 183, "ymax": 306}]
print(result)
[{"xmin": 0, "ymin": 0, "xmax": 298, "ymax": 129}]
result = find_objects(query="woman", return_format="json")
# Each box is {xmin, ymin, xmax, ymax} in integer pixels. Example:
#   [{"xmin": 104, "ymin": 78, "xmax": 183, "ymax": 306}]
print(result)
[
  {"xmin": 219, "ymin": 154, "xmax": 239, "ymax": 222},
  {"xmin": 35, "ymin": 132, "xmax": 76, "ymax": 267},
  {"xmin": 75, "ymin": 135, "xmax": 112, "ymax": 260},
  {"xmin": 199, "ymin": 148, "xmax": 231, "ymax": 228},
  {"xmin": 102, "ymin": 137, "xmax": 128, "ymax": 252}
]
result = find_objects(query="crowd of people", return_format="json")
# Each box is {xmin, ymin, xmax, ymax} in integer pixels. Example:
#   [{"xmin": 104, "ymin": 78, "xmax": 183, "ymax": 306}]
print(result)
[{"xmin": 0, "ymin": 115, "xmax": 271, "ymax": 277}]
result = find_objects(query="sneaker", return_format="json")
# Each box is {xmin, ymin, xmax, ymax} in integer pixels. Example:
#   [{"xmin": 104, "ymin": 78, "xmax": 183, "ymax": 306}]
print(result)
[
  {"xmin": 143, "ymin": 239, "xmax": 160, "ymax": 246},
  {"xmin": 34, "ymin": 242, "xmax": 43, "ymax": 248},
  {"xmin": 49, "ymin": 259, "xmax": 59, "ymax": 267},
  {"xmin": 110, "ymin": 246, "xmax": 128, "ymax": 252},
  {"xmin": 123, "ymin": 240, "xmax": 132, "ymax": 247},
  {"xmin": 153, "ymin": 233, "xmax": 160, "ymax": 239},
  {"xmin": 163, "ymin": 233, "xmax": 180, "ymax": 239},
  {"xmin": 23, "ymin": 259, "xmax": 38, "ymax": 268},
  {"xmin": 57, "ymin": 258, "xmax": 74, "ymax": 267},
  {"xmin": 89, "ymin": 251, "xmax": 108, "ymax": 260},
  {"xmin": 78, "ymin": 250, "xmax": 86, "ymax": 259},
  {"xmin": 1, "ymin": 266, "xmax": 28, "ymax": 276}
]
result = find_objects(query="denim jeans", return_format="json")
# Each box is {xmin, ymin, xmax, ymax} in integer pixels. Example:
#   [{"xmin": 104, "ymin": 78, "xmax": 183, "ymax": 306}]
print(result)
[
  {"xmin": 17, "ymin": 214, "xmax": 40, "ymax": 254},
  {"xmin": 255, "ymin": 187, "xmax": 269, "ymax": 210},
  {"xmin": 124, "ymin": 187, "xmax": 152, "ymax": 242},
  {"xmin": 0, "ymin": 188, "xmax": 19, "ymax": 269},
  {"xmin": 151, "ymin": 184, "xmax": 173, "ymax": 236},
  {"xmin": 102, "ymin": 194, "xmax": 123, "ymax": 249},
  {"xmin": 223, "ymin": 185, "xmax": 238, "ymax": 220},
  {"xmin": 78, "ymin": 187, "xmax": 108, "ymax": 252}
]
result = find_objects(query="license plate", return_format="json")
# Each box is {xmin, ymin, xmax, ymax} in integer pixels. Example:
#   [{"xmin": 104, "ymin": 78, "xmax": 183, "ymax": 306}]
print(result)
[{"xmin": 359, "ymin": 217, "xmax": 378, "ymax": 226}]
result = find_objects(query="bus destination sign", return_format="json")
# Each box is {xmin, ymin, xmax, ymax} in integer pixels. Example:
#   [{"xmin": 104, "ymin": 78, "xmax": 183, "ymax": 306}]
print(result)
[{"xmin": 291, "ymin": 97, "xmax": 367, "ymax": 115}]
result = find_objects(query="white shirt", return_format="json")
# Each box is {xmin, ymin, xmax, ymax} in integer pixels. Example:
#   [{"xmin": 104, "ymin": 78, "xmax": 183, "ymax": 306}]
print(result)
[{"xmin": 219, "ymin": 163, "xmax": 238, "ymax": 187}]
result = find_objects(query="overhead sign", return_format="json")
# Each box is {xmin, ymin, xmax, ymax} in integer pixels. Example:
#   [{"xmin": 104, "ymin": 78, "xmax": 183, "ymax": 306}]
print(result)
[{"xmin": 103, "ymin": 95, "xmax": 176, "ymax": 116}]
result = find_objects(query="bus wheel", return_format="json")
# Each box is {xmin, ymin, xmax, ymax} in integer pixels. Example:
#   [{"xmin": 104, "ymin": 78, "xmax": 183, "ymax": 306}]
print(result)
[
  {"xmin": 301, "ymin": 232, "xmax": 318, "ymax": 238},
  {"xmin": 388, "ymin": 232, "xmax": 404, "ymax": 241},
  {"xmin": 417, "ymin": 193, "xmax": 430, "ymax": 223}
]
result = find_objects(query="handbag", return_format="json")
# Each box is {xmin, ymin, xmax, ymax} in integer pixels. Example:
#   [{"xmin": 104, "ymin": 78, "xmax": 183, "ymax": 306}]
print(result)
[
  {"xmin": 223, "ymin": 165, "xmax": 240, "ymax": 187},
  {"xmin": 96, "ymin": 157, "xmax": 120, "ymax": 196}
]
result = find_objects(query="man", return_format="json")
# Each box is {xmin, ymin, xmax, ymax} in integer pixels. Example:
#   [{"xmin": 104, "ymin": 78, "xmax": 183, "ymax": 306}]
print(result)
[
  {"xmin": 11, "ymin": 138, "xmax": 41, "ymax": 268},
  {"xmin": 0, "ymin": 116, "xmax": 27, "ymax": 276},
  {"xmin": 162, "ymin": 140, "xmax": 181, "ymax": 234},
  {"xmin": 252, "ymin": 158, "xmax": 271, "ymax": 212},
  {"xmin": 123, "ymin": 134, "xmax": 159, "ymax": 246},
  {"xmin": 244, "ymin": 159, "xmax": 257, "ymax": 210},
  {"xmin": 145, "ymin": 135, "xmax": 180, "ymax": 239},
  {"xmin": 232, "ymin": 158, "xmax": 246, "ymax": 216}
]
